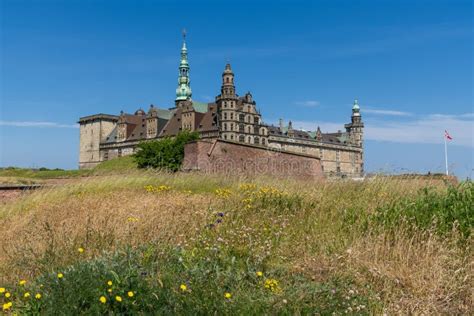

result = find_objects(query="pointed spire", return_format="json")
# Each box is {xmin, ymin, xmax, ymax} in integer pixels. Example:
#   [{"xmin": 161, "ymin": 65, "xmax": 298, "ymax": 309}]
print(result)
[{"xmin": 176, "ymin": 29, "xmax": 192, "ymax": 102}]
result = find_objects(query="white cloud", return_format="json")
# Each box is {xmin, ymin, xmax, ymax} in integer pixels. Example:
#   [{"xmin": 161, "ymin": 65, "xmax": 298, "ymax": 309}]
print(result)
[
  {"xmin": 0, "ymin": 121, "xmax": 79, "ymax": 128},
  {"xmin": 294, "ymin": 100, "xmax": 320, "ymax": 107},
  {"xmin": 364, "ymin": 115, "xmax": 473, "ymax": 147},
  {"xmin": 363, "ymin": 109, "xmax": 413, "ymax": 116}
]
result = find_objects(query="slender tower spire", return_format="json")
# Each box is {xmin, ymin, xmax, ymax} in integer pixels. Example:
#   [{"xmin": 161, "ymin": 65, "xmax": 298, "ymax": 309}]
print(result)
[{"xmin": 175, "ymin": 29, "xmax": 192, "ymax": 102}]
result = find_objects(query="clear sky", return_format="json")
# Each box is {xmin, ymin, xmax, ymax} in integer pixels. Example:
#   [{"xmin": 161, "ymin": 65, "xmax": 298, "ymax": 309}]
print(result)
[{"xmin": 1, "ymin": 0, "xmax": 473, "ymax": 178}]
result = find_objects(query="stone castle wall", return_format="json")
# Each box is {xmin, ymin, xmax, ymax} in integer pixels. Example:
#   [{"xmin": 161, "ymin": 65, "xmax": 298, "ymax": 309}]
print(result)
[{"xmin": 183, "ymin": 140, "xmax": 324, "ymax": 179}]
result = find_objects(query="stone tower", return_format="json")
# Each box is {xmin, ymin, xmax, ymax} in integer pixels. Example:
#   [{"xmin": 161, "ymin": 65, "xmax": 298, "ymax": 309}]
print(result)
[
  {"xmin": 347, "ymin": 99, "xmax": 364, "ymax": 147},
  {"xmin": 216, "ymin": 63, "xmax": 239, "ymax": 141},
  {"xmin": 175, "ymin": 30, "xmax": 192, "ymax": 105}
]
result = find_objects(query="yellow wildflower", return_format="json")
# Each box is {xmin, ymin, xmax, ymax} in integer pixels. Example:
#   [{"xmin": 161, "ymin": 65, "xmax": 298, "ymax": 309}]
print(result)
[
  {"xmin": 35, "ymin": 293, "xmax": 41, "ymax": 299},
  {"xmin": 224, "ymin": 292, "xmax": 232, "ymax": 299},
  {"xmin": 107, "ymin": 280, "xmax": 113, "ymax": 286},
  {"xmin": 215, "ymin": 188, "xmax": 232, "ymax": 198},
  {"xmin": 5, "ymin": 292, "xmax": 11, "ymax": 298},
  {"xmin": 107, "ymin": 288, "xmax": 112, "ymax": 293},
  {"xmin": 264, "ymin": 278, "xmax": 282, "ymax": 293},
  {"xmin": 57, "ymin": 273, "xmax": 64, "ymax": 279},
  {"xmin": 127, "ymin": 291, "xmax": 134, "ymax": 297},
  {"xmin": 2, "ymin": 302, "xmax": 12, "ymax": 311},
  {"xmin": 256, "ymin": 271, "xmax": 263, "ymax": 277},
  {"xmin": 115, "ymin": 295, "xmax": 122, "ymax": 302},
  {"xmin": 0, "ymin": 287, "xmax": 5, "ymax": 293},
  {"xmin": 180, "ymin": 284, "xmax": 187, "ymax": 292},
  {"xmin": 78, "ymin": 247, "xmax": 84, "ymax": 253},
  {"xmin": 127, "ymin": 216, "xmax": 139, "ymax": 222},
  {"xmin": 24, "ymin": 292, "xmax": 30, "ymax": 298},
  {"xmin": 99, "ymin": 296, "xmax": 107, "ymax": 304},
  {"xmin": 19, "ymin": 280, "xmax": 26, "ymax": 286}
]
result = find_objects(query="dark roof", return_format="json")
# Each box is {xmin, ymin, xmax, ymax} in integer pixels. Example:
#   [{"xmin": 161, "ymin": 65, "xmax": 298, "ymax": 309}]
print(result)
[
  {"xmin": 78, "ymin": 113, "xmax": 118, "ymax": 123},
  {"xmin": 160, "ymin": 108, "xmax": 183, "ymax": 137}
]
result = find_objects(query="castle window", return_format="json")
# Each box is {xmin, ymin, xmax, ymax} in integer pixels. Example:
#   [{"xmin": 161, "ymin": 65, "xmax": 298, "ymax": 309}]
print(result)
[
  {"xmin": 239, "ymin": 124, "xmax": 244, "ymax": 132},
  {"xmin": 230, "ymin": 123, "xmax": 234, "ymax": 131},
  {"xmin": 226, "ymin": 77, "xmax": 229, "ymax": 83},
  {"xmin": 223, "ymin": 123, "xmax": 227, "ymax": 131},
  {"xmin": 230, "ymin": 134, "xmax": 234, "ymax": 140},
  {"xmin": 230, "ymin": 113, "xmax": 234, "ymax": 120},
  {"xmin": 239, "ymin": 135, "xmax": 245, "ymax": 142},
  {"xmin": 239, "ymin": 114, "xmax": 244, "ymax": 122},
  {"xmin": 254, "ymin": 117, "xmax": 259, "ymax": 124},
  {"xmin": 224, "ymin": 112, "xmax": 227, "ymax": 120}
]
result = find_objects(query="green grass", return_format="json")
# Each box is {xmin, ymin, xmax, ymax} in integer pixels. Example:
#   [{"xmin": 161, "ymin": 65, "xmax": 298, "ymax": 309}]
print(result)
[
  {"xmin": 0, "ymin": 156, "xmax": 138, "ymax": 182},
  {"xmin": 11, "ymin": 246, "xmax": 377, "ymax": 315},
  {"xmin": 0, "ymin": 175, "xmax": 472, "ymax": 314},
  {"xmin": 92, "ymin": 156, "xmax": 138, "ymax": 173},
  {"xmin": 0, "ymin": 167, "xmax": 89, "ymax": 179}
]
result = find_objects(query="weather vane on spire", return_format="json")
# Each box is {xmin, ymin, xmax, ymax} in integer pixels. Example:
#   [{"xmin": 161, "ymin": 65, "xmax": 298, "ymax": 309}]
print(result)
[{"xmin": 182, "ymin": 28, "xmax": 187, "ymax": 40}]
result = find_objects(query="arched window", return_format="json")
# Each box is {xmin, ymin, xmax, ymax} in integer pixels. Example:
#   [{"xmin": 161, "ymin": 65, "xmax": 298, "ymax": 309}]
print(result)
[
  {"xmin": 239, "ymin": 135, "xmax": 245, "ymax": 142},
  {"xmin": 226, "ymin": 77, "xmax": 229, "ymax": 83},
  {"xmin": 223, "ymin": 123, "xmax": 227, "ymax": 131},
  {"xmin": 254, "ymin": 136, "xmax": 260, "ymax": 144}
]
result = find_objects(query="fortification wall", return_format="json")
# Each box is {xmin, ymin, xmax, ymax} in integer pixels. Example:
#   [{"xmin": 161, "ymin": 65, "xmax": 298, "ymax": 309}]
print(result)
[{"xmin": 183, "ymin": 140, "xmax": 324, "ymax": 179}]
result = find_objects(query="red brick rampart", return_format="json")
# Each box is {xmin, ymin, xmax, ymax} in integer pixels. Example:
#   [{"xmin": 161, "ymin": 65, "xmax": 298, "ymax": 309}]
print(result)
[{"xmin": 183, "ymin": 139, "xmax": 324, "ymax": 179}]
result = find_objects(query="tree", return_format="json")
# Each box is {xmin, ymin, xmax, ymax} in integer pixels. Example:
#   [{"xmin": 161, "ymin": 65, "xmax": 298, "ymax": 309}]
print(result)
[{"xmin": 133, "ymin": 131, "xmax": 199, "ymax": 171}]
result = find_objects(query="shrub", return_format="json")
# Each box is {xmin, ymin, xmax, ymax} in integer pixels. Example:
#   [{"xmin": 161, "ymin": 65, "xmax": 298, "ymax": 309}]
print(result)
[{"xmin": 133, "ymin": 131, "xmax": 199, "ymax": 171}]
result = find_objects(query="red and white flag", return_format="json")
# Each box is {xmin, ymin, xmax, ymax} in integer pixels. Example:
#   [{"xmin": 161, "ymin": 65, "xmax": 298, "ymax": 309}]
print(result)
[{"xmin": 444, "ymin": 130, "xmax": 453, "ymax": 140}]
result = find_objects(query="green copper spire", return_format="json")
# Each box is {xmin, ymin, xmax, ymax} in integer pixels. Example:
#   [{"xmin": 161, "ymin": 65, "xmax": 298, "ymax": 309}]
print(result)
[{"xmin": 175, "ymin": 29, "xmax": 192, "ymax": 101}]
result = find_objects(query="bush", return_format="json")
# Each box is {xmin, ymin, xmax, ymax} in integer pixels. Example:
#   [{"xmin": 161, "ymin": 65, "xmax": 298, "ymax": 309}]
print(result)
[{"xmin": 134, "ymin": 131, "xmax": 199, "ymax": 171}]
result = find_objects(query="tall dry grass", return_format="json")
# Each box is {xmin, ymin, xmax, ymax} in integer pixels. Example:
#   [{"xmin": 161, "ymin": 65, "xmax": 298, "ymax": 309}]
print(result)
[{"xmin": 0, "ymin": 173, "xmax": 471, "ymax": 314}]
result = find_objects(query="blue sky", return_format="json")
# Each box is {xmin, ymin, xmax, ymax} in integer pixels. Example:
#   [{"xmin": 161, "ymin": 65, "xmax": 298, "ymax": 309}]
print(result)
[{"xmin": 1, "ymin": 0, "xmax": 473, "ymax": 178}]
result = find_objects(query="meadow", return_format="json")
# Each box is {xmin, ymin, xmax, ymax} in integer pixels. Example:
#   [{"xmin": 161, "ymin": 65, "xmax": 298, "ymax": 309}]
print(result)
[{"xmin": 0, "ymin": 164, "xmax": 472, "ymax": 314}]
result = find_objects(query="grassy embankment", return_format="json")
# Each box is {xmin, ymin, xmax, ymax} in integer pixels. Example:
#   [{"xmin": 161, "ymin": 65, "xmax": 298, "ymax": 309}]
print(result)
[
  {"xmin": 0, "ymin": 157, "xmax": 137, "ymax": 184},
  {"xmin": 0, "ymin": 160, "xmax": 472, "ymax": 314}
]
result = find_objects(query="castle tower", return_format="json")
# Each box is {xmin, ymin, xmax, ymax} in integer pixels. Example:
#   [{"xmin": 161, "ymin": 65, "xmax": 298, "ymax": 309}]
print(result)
[
  {"xmin": 221, "ymin": 63, "xmax": 236, "ymax": 99},
  {"xmin": 348, "ymin": 99, "xmax": 364, "ymax": 147},
  {"xmin": 175, "ymin": 30, "xmax": 192, "ymax": 104}
]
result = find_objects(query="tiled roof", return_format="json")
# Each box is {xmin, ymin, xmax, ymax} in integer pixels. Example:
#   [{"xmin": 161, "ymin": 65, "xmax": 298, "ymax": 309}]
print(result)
[{"xmin": 160, "ymin": 108, "xmax": 183, "ymax": 137}]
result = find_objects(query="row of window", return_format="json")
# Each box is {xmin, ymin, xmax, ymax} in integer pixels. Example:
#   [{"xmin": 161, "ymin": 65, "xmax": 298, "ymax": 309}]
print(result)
[
  {"xmin": 222, "ymin": 123, "xmax": 267, "ymax": 135},
  {"xmin": 222, "ymin": 134, "xmax": 267, "ymax": 145},
  {"xmin": 222, "ymin": 112, "xmax": 259, "ymax": 124}
]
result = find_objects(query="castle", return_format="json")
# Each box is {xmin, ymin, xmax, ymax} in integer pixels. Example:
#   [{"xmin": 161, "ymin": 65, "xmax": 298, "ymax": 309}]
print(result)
[{"xmin": 79, "ymin": 34, "xmax": 364, "ymax": 177}]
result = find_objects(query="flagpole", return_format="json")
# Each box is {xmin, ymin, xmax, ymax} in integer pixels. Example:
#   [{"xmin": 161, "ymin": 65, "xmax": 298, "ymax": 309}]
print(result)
[{"xmin": 444, "ymin": 134, "xmax": 448, "ymax": 176}]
